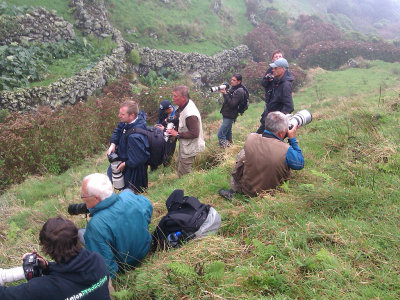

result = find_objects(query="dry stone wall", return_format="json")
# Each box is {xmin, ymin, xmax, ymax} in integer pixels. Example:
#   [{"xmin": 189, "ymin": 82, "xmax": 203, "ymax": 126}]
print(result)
[
  {"xmin": 137, "ymin": 45, "xmax": 251, "ymax": 84},
  {"xmin": 0, "ymin": 0, "xmax": 253, "ymax": 112},
  {"xmin": 0, "ymin": 8, "xmax": 75, "ymax": 45}
]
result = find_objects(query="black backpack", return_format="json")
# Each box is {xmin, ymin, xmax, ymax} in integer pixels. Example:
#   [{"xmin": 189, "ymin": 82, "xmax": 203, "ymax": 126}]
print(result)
[
  {"xmin": 152, "ymin": 189, "xmax": 210, "ymax": 250},
  {"xmin": 237, "ymin": 85, "xmax": 250, "ymax": 115},
  {"xmin": 124, "ymin": 126, "xmax": 166, "ymax": 171}
]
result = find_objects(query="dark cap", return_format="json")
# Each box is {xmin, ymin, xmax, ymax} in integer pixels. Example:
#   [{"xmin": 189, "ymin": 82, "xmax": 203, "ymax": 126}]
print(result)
[{"xmin": 159, "ymin": 100, "xmax": 172, "ymax": 112}]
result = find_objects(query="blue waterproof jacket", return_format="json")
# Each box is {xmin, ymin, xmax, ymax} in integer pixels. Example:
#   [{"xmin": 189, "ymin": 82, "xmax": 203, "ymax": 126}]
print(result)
[
  {"xmin": 84, "ymin": 189, "xmax": 153, "ymax": 278},
  {"xmin": 108, "ymin": 110, "xmax": 150, "ymax": 192}
]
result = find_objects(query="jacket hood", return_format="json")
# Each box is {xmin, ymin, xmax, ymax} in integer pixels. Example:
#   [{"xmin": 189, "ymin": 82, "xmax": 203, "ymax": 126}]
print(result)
[
  {"xmin": 134, "ymin": 110, "xmax": 147, "ymax": 129},
  {"xmin": 49, "ymin": 248, "xmax": 108, "ymax": 285}
]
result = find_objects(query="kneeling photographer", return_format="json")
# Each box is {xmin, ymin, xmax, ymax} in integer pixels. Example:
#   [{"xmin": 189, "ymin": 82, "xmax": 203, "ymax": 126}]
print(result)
[
  {"xmin": 0, "ymin": 217, "xmax": 110, "ymax": 300},
  {"xmin": 215, "ymin": 73, "xmax": 246, "ymax": 148},
  {"xmin": 219, "ymin": 111, "xmax": 308, "ymax": 200}
]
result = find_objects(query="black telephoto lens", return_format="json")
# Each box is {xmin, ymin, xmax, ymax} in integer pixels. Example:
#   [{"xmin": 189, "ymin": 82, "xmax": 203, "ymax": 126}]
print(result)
[{"xmin": 68, "ymin": 203, "xmax": 89, "ymax": 215}]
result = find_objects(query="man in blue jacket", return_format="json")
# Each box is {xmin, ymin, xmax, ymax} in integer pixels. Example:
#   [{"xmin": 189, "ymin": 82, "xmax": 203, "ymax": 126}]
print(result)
[
  {"xmin": 0, "ymin": 217, "xmax": 110, "ymax": 300},
  {"xmin": 256, "ymin": 58, "xmax": 294, "ymax": 134},
  {"xmin": 106, "ymin": 100, "xmax": 150, "ymax": 193},
  {"xmin": 80, "ymin": 173, "xmax": 153, "ymax": 278}
]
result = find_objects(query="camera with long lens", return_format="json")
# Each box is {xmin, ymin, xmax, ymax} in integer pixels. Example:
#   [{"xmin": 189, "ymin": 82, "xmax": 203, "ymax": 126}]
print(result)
[
  {"xmin": 164, "ymin": 116, "xmax": 179, "ymax": 142},
  {"xmin": 210, "ymin": 82, "xmax": 230, "ymax": 92},
  {"xmin": 68, "ymin": 202, "xmax": 89, "ymax": 215},
  {"xmin": 0, "ymin": 253, "xmax": 43, "ymax": 286},
  {"xmin": 107, "ymin": 152, "xmax": 125, "ymax": 190},
  {"xmin": 287, "ymin": 109, "xmax": 312, "ymax": 129}
]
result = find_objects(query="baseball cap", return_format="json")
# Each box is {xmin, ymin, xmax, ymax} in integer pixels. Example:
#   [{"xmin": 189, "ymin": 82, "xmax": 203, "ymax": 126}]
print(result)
[
  {"xmin": 159, "ymin": 100, "xmax": 172, "ymax": 112},
  {"xmin": 269, "ymin": 58, "xmax": 289, "ymax": 69}
]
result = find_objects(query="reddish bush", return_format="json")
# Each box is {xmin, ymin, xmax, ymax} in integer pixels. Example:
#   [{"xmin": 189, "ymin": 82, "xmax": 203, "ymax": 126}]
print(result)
[
  {"xmin": 298, "ymin": 40, "xmax": 400, "ymax": 70},
  {"xmin": 294, "ymin": 15, "xmax": 343, "ymax": 50},
  {"xmin": 243, "ymin": 24, "xmax": 290, "ymax": 62},
  {"xmin": 241, "ymin": 61, "xmax": 307, "ymax": 100}
]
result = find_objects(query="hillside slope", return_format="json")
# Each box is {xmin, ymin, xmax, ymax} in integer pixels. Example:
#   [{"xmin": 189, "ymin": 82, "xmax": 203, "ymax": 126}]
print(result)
[{"xmin": 1, "ymin": 61, "xmax": 400, "ymax": 298}]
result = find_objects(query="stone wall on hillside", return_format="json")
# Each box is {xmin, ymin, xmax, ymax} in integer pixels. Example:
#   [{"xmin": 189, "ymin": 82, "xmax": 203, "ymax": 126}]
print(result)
[
  {"xmin": 137, "ymin": 44, "xmax": 252, "ymax": 84},
  {"xmin": 0, "ymin": 0, "xmax": 253, "ymax": 112},
  {"xmin": 0, "ymin": 8, "xmax": 75, "ymax": 45},
  {"xmin": 0, "ymin": 46, "xmax": 126, "ymax": 111},
  {"xmin": 71, "ymin": 0, "xmax": 114, "ymax": 38}
]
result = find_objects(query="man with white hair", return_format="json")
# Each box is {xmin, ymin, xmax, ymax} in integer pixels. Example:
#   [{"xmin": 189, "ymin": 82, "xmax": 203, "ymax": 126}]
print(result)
[
  {"xmin": 80, "ymin": 173, "xmax": 153, "ymax": 278},
  {"xmin": 219, "ymin": 111, "xmax": 304, "ymax": 199}
]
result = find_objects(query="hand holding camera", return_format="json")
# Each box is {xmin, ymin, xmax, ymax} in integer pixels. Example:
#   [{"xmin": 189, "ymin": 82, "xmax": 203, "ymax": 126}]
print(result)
[{"xmin": 265, "ymin": 73, "xmax": 274, "ymax": 81}]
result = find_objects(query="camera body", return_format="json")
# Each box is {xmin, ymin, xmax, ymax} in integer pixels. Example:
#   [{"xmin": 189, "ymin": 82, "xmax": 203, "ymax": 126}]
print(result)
[
  {"xmin": 22, "ymin": 253, "xmax": 42, "ymax": 281},
  {"xmin": 210, "ymin": 82, "xmax": 230, "ymax": 92},
  {"xmin": 287, "ymin": 109, "xmax": 312, "ymax": 129},
  {"xmin": 265, "ymin": 73, "xmax": 274, "ymax": 80},
  {"xmin": 68, "ymin": 202, "xmax": 89, "ymax": 215},
  {"xmin": 107, "ymin": 152, "xmax": 125, "ymax": 190},
  {"xmin": 164, "ymin": 116, "xmax": 179, "ymax": 142}
]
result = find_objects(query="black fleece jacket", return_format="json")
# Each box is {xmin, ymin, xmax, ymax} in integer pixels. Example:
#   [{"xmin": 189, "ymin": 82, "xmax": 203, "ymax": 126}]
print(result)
[
  {"xmin": 0, "ymin": 248, "xmax": 110, "ymax": 300},
  {"xmin": 220, "ymin": 84, "xmax": 245, "ymax": 120}
]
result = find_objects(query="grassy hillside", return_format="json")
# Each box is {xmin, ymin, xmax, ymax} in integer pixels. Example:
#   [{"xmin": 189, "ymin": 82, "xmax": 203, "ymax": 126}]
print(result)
[
  {"xmin": 107, "ymin": 0, "xmax": 253, "ymax": 55},
  {"xmin": 1, "ymin": 61, "xmax": 400, "ymax": 298}
]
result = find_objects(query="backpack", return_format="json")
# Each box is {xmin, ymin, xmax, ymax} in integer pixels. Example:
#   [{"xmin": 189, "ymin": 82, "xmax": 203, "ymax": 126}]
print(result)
[
  {"xmin": 124, "ymin": 126, "xmax": 166, "ymax": 171},
  {"xmin": 152, "ymin": 189, "xmax": 210, "ymax": 250},
  {"xmin": 237, "ymin": 85, "xmax": 249, "ymax": 115}
]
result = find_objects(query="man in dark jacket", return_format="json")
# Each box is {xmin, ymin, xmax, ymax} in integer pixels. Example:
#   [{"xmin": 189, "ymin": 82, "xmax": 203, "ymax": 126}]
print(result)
[
  {"xmin": 260, "ymin": 50, "xmax": 283, "ymax": 102},
  {"xmin": 156, "ymin": 99, "xmax": 177, "ymax": 166},
  {"xmin": 256, "ymin": 58, "xmax": 294, "ymax": 134},
  {"xmin": 0, "ymin": 217, "xmax": 110, "ymax": 300},
  {"xmin": 217, "ymin": 73, "xmax": 245, "ymax": 148},
  {"xmin": 106, "ymin": 100, "xmax": 150, "ymax": 193}
]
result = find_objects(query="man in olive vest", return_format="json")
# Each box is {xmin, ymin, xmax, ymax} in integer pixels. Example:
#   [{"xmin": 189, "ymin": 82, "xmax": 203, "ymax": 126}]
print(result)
[
  {"xmin": 219, "ymin": 111, "xmax": 304, "ymax": 199},
  {"xmin": 166, "ymin": 85, "xmax": 205, "ymax": 177}
]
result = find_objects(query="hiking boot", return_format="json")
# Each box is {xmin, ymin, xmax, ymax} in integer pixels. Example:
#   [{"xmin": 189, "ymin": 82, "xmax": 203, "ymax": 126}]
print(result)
[
  {"xmin": 219, "ymin": 140, "xmax": 227, "ymax": 149},
  {"xmin": 218, "ymin": 189, "xmax": 235, "ymax": 200}
]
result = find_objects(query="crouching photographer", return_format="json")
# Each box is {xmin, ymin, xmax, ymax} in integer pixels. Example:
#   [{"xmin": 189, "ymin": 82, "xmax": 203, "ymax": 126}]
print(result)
[{"xmin": 0, "ymin": 217, "xmax": 111, "ymax": 300}]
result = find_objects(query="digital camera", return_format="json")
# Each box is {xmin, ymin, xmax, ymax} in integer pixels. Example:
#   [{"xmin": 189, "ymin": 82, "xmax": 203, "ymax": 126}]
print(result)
[{"xmin": 107, "ymin": 152, "xmax": 125, "ymax": 190}]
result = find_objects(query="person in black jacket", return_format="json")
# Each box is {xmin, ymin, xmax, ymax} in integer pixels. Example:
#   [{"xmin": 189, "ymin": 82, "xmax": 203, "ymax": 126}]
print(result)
[
  {"xmin": 260, "ymin": 50, "xmax": 283, "ymax": 102},
  {"xmin": 256, "ymin": 58, "xmax": 294, "ymax": 134},
  {"xmin": 0, "ymin": 216, "xmax": 110, "ymax": 300},
  {"xmin": 217, "ymin": 73, "xmax": 245, "ymax": 148}
]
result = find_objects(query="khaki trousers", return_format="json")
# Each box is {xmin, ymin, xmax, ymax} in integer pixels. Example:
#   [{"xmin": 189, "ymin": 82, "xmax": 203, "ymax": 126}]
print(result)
[{"xmin": 177, "ymin": 150, "xmax": 195, "ymax": 178}]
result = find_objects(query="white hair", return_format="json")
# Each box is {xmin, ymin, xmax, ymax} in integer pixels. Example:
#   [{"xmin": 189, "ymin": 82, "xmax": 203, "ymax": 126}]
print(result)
[
  {"xmin": 265, "ymin": 111, "xmax": 289, "ymax": 134},
  {"xmin": 83, "ymin": 173, "xmax": 113, "ymax": 201}
]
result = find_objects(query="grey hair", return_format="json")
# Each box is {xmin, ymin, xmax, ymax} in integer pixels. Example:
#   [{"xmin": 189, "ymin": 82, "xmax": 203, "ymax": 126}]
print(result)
[
  {"xmin": 265, "ymin": 111, "xmax": 289, "ymax": 134},
  {"xmin": 83, "ymin": 173, "xmax": 113, "ymax": 201}
]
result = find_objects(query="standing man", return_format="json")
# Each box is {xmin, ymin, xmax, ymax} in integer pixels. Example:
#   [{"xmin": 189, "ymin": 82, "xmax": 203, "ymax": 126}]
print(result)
[
  {"xmin": 256, "ymin": 57, "xmax": 294, "ymax": 134},
  {"xmin": 219, "ymin": 111, "xmax": 304, "ymax": 199},
  {"xmin": 217, "ymin": 73, "xmax": 245, "ymax": 148},
  {"xmin": 156, "ymin": 99, "xmax": 177, "ymax": 166},
  {"xmin": 106, "ymin": 100, "xmax": 150, "ymax": 193},
  {"xmin": 80, "ymin": 173, "xmax": 153, "ymax": 278},
  {"xmin": 260, "ymin": 50, "xmax": 283, "ymax": 101},
  {"xmin": 166, "ymin": 85, "xmax": 205, "ymax": 177}
]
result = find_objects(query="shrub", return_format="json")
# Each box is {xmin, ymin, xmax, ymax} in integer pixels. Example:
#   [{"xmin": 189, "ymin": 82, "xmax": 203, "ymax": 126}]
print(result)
[
  {"xmin": 298, "ymin": 40, "xmax": 400, "ymax": 70},
  {"xmin": 127, "ymin": 49, "xmax": 141, "ymax": 66},
  {"xmin": 241, "ymin": 61, "xmax": 307, "ymax": 100},
  {"xmin": 294, "ymin": 15, "xmax": 343, "ymax": 50},
  {"xmin": 243, "ymin": 24, "xmax": 289, "ymax": 62}
]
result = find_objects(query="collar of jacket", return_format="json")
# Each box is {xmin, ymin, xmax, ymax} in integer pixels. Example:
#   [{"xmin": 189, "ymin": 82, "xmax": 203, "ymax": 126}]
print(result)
[
  {"xmin": 89, "ymin": 193, "xmax": 118, "ymax": 215},
  {"xmin": 230, "ymin": 84, "xmax": 243, "ymax": 92},
  {"xmin": 262, "ymin": 130, "xmax": 283, "ymax": 141}
]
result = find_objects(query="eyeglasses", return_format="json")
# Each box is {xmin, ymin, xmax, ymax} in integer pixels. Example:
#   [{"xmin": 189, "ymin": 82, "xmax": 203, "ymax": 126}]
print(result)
[{"xmin": 81, "ymin": 195, "xmax": 93, "ymax": 199}]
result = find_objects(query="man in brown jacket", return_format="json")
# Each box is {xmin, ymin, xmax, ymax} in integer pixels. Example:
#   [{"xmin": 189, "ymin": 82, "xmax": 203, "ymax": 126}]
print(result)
[{"xmin": 219, "ymin": 111, "xmax": 305, "ymax": 199}]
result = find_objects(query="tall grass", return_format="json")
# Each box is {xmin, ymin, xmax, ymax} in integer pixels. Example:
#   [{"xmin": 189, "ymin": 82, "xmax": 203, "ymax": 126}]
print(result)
[{"xmin": 1, "ymin": 62, "xmax": 400, "ymax": 298}]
